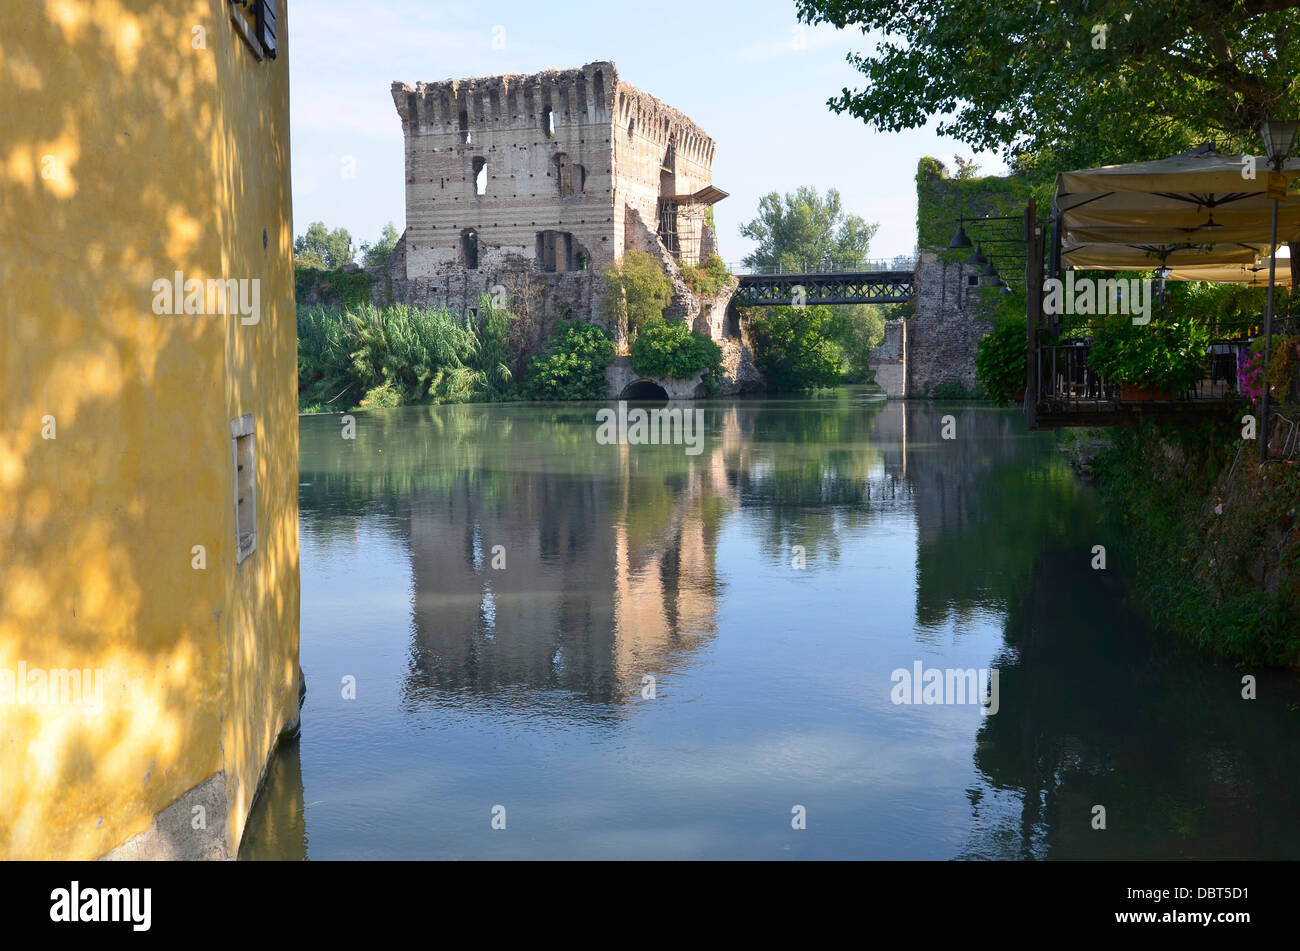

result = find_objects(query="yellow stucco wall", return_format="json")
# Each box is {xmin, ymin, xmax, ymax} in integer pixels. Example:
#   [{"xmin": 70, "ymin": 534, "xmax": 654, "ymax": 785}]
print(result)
[{"xmin": 0, "ymin": 0, "xmax": 299, "ymax": 858}]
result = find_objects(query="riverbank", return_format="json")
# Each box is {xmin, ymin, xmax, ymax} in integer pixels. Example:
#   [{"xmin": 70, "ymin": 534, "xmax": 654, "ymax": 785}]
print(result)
[{"xmin": 1092, "ymin": 419, "xmax": 1300, "ymax": 666}]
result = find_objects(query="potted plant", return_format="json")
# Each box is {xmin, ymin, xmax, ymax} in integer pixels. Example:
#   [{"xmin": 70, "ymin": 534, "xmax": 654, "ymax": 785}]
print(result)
[{"xmin": 1088, "ymin": 315, "xmax": 1210, "ymax": 400}]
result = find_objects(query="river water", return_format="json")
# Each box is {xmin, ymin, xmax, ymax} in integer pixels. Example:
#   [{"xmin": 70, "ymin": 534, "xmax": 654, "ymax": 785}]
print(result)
[{"xmin": 240, "ymin": 392, "xmax": 1300, "ymax": 859}]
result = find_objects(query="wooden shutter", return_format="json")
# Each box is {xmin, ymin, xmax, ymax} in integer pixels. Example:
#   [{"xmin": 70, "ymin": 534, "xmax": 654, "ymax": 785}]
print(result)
[{"xmin": 257, "ymin": 0, "xmax": 278, "ymax": 59}]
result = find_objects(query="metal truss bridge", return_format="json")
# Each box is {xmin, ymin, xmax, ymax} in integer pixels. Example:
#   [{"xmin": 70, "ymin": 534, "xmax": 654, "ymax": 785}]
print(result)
[{"xmin": 731, "ymin": 267, "xmax": 917, "ymax": 307}]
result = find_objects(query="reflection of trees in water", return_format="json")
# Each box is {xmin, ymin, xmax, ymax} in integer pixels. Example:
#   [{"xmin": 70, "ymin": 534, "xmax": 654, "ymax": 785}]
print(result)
[
  {"xmin": 959, "ymin": 547, "xmax": 1300, "ymax": 859},
  {"xmin": 903, "ymin": 404, "xmax": 1094, "ymax": 638},
  {"xmin": 901, "ymin": 407, "xmax": 1300, "ymax": 858},
  {"xmin": 729, "ymin": 395, "xmax": 899, "ymax": 565}
]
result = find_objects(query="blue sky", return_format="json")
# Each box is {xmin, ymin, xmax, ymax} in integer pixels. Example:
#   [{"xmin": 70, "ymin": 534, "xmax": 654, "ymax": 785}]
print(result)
[{"xmin": 289, "ymin": 0, "xmax": 1006, "ymax": 263}]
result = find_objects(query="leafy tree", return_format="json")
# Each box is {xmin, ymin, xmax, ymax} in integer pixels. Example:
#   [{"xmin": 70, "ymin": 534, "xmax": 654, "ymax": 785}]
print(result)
[
  {"xmin": 744, "ymin": 305, "xmax": 848, "ymax": 391},
  {"xmin": 294, "ymin": 221, "xmax": 355, "ymax": 270},
  {"xmin": 795, "ymin": 0, "xmax": 1300, "ymax": 175},
  {"xmin": 738, "ymin": 187, "xmax": 884, "ymax": 387},
  {"xmin": 839, "ymin": 304, "xmax": 888, "ymax": 382},
  {"xmin": 600, "ymin": 250, "xmax": 673, "ymax": 339},
  {"xmin": 739, "ymin": 186, "xmax": 878, "ymax": 272},
  {"xmin": 360, "ymin": 222, "xmax": 401, "ymax": 268}
]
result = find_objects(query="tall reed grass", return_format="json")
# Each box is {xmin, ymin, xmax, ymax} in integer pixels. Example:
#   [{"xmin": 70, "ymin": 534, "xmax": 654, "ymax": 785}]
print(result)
[{"xmin": 297, "ymin": 295, "xmax": 519, "ymax": 412}]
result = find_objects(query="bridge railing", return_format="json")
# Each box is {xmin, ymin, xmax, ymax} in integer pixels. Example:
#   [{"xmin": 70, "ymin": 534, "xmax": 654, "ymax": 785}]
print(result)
[{"xmin": 726, "ymin": 258, "xmax": 918, "ymax": 276}]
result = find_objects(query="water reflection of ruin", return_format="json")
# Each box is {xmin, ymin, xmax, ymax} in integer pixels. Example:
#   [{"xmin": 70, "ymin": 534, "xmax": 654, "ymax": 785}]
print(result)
[{"xmin": 402, "ymin": 416, "xmax": 734, "ymax": 711}]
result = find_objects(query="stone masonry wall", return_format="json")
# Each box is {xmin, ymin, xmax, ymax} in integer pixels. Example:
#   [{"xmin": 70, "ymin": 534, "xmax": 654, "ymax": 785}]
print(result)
[{"xmin": 905, "ymin": 251, "xmax": 992, "ymax": 394}]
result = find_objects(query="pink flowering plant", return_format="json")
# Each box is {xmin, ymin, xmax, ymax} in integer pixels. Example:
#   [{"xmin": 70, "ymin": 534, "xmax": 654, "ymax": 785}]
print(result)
[{"xmin": 1238, "ymin": 349, "xmax": 1264, "ymax": 405}]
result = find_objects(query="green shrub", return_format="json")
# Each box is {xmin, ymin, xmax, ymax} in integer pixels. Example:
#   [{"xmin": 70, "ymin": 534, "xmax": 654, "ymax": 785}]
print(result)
[
  {"xmin": 297, "ymin": 305, "xmax": 358, "ymax": 410},
  {"xmin": 629, "ymin": 320, "xmax": 723, "ymax": 382},
  {"xmin": 678, "ymin": 255, "xmax": 731, "ymax": 297},
  {"xmin": 347, "ymin": 303, "xmax": 478, "ymax": 404},
  {"xmin": 600, "ymin": 250, "xmax": 672, "ymax": 338},
  {"xmin": 295, "ymin": 266, "xmax": 373, "ymax": 309},
  {"xmin": 975, "ymin": 316, "xmax": 1027, "ymax": 405},
  {"xmin": 523, "ymin": 321, "xmax": 616, "ymax": 400},
  {"xmin": 930, "ymin": 381, "xmax": 984, "ymax": 399}
]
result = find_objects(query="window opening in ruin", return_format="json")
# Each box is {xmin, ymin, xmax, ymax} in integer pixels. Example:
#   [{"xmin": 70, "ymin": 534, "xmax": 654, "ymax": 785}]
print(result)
[
  {"xmin": 657, "ymin": 138, "xmax": 679, "ymax": 255},
  {"xmin": 967, "ymin": 275, "xmax": 979, "ymax": 287},
  {"xmin": 628, "ymin": 119, "xmax": 636, "ymax": 138},
  {"xmin": 473, "ymin": 157, "xmax": 487, "ymax": 195},
  {"xmin": 543, "ymin": 107, "xmax": 555, "ymax": 138},
  {"xmin": 535, "ymin": 230, "xmax": 577, "ymax": 273},
  {"xmin": 555, "ymin": 153, "xmax": 581, "ymax": 197},
  {"xmin": 458, "ymin": 109, "xmax": 471, "ymax": 144},
  {"xmin": 657, "ymin": 201, "xmax": 679, "ymax": 257},
  {"xmin": 593, "ymin": 70, "xmax": 605, "ymax": 109},
  {"xmin": 462, "ymin": 229, "xmax": 479, "ymax": 269}
]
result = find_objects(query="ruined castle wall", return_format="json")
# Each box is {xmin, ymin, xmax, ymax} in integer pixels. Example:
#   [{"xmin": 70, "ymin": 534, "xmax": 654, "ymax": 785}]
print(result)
[
  {"xmin": 869, "ymin": 319, "xmax": 908, "ymax": 398},
  {"xmin": 906, "ymin": 252, "xmax": 992, "ymax": 394},
  {"xmin": 388, "ymin": 61, "xmax": 743, "ymax": 391},
  {"xmin": 392, "ymin": 62, "xmax": 618, "ymax": 279},
  {"xmin": 610, "ymin": 84, "xmax": 717, "ymax": 265}
]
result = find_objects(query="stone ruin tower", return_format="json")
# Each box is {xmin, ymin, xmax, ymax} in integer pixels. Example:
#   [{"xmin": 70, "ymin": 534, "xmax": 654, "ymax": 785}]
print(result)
[{"xmin": 387, "ymin": 61, "xmax": 742, "ymax": 352}]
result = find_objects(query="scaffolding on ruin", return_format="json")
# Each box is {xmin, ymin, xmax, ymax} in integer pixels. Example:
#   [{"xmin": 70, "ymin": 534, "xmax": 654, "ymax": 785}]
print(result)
[{"xmin": 657, "ymin": 186, "xmax": 728, "ymax": 266}]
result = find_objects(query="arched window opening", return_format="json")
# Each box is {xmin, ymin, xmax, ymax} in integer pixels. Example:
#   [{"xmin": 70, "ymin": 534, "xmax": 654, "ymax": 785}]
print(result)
[{"xmin": 472, "ymin": 156, "xmax": 487, "ymax": 196}]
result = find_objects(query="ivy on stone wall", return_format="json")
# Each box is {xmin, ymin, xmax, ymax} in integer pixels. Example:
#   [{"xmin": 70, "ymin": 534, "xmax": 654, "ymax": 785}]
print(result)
[{"xmin": 915, "ymin": 157, "xmax": 1044, "ymax": 266}]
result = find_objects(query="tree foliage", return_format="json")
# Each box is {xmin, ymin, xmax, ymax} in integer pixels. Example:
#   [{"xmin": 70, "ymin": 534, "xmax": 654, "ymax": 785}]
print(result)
[
  {"xmin": 294, "ymin": 221, "xmax": 355, "ymax": 270},
  {"xmin": 839, "ymin": 304, "xmax": 889, "ymax": 381},
  {"xmin": 744, "ymin": 305, "xmax": 848, "ymax": 391},
  {"xmin": 796, "ymin": 0, "xmax": 1300, "ymax": 176},
  {"xmin": 361, "ymin": 222, "xmax": 401, "ymax": 268},
  {"xmin": 600, "ymin": 250, "xmax": 673, "ymax": 339},
  {"xmin": 739, "ymin": 186, "xmax": 878, "ymax": 272}
]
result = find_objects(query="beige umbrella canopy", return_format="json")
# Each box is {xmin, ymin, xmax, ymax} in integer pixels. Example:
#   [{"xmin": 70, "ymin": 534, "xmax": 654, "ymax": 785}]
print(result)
[
  {"xmin": 1164, "ymin": 246, "xmax": 1292, "ymax": 285},
  {"xmin": 1056, "ymin": 147, "xmax": 1300, "ymax": 277}
]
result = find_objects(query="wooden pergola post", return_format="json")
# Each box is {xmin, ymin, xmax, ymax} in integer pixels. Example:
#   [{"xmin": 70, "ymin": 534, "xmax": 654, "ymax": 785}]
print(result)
[{"xmin": 1025, "ymin": 197, "xmax": 1043, "ymax": 429}]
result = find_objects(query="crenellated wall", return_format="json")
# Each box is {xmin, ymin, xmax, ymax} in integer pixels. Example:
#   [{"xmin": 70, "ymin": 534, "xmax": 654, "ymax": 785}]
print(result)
[
  {"xmin": 392, "ymin": 63, "xmax": 617, "ymax": 275},
  {"xmin": 391, "ymin": 61, "xmax": 724, "ymax": 321}
]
